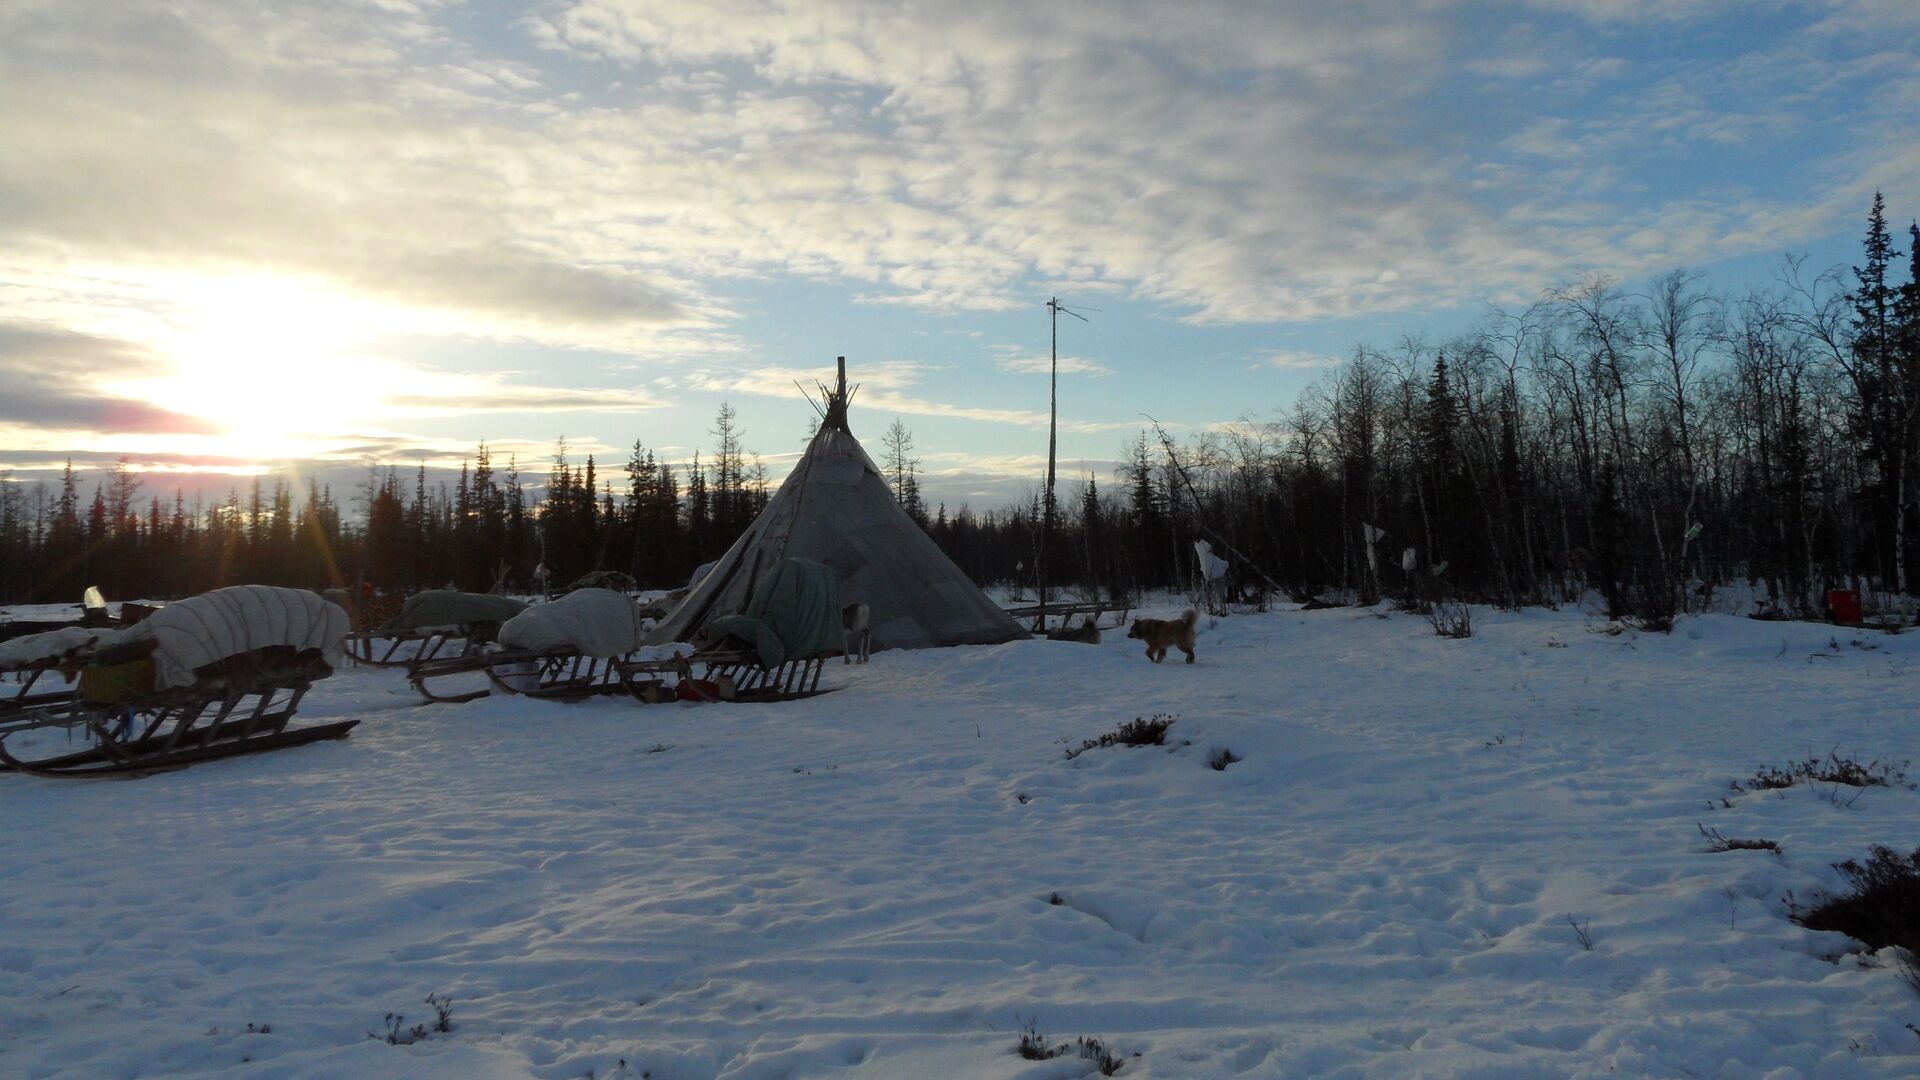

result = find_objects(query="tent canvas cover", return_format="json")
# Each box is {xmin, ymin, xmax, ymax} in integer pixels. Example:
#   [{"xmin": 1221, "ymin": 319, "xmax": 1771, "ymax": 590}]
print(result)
[{"xmin": 649, "ymin": 362, "xmax": 1026, "ymax": 653}]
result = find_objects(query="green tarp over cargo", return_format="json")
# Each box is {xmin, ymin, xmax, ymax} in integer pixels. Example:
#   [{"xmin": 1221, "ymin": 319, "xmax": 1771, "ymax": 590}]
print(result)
[
  {"xmin": 386, "ymin": 591, "xmax": 528, "ymax": 633},
  {"xmin": 706, "ymin": 558, "xmax": 846, "ymax": 669}
]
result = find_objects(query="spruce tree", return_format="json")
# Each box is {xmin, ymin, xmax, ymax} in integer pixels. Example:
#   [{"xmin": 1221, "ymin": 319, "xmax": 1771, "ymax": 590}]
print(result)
[{"xmin": 1850, "ymin": 193, "xmax": 1909, "ymax": 589}]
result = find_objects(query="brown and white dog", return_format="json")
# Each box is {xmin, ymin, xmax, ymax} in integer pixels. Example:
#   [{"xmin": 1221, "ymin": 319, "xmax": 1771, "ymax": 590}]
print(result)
[
  {"xmin": 842, "ymin": 602, "xmax": 871, "ymax": 664},
  {"xmin": 1127, "ymin": 609, "xmax": 1198, "ymax": 664}
]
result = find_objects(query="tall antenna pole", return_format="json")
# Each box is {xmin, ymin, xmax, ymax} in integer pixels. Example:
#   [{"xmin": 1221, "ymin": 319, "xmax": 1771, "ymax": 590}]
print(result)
[
  {"xmin": 1038, "ymin": 298, "xmax": 1090, "ymax": 627},
  {"xmin": 1043, "ymin": 298, "xmax": 1059, "ymax": 620}
]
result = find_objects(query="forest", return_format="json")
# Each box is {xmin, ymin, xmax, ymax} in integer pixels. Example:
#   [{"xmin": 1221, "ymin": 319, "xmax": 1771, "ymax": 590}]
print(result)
[{"xmin": 3, "ymin": 196, "xmax": 1919, "ymax": 623}]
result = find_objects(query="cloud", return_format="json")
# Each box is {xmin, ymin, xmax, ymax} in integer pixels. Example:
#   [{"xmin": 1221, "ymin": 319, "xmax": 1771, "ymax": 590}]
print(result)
[
  {"xmin": 909, "ymin": 451, "xmax": 1132, "ymax": 510},
  {"xmin": 993, "ymin": 351, "xmax": 1112, "ymax": 376},
  {"xmin": 1465, "ymin": 56, "xmax": 1555, "ymax": 79},
  {"xmin": 518, "ymin": 0, "xmax": 1910, "ymax": 323},
  {"xmin": 1517, "ymin": 0, "xmax": 1741, "ymax": 21},
  {"xmin": 0, "ymin": 449, "xmax": 272, "ymax": 475},
  {"xmin": 0, "ymin": 0, "xmax": 697, "ymax": 355},
  {"xmin": 380, "ymin": 381, "xmax": 667, "ymax": 417},
  {"xmin": 2, "ymin": 0, "xmax": 1911, "ymax": 364},
  {"xmin": 678, "ymin": 361, "xmax": 1135, "ymax": 434},
  {"xmin": 1255, "ymin": 349, "xmax": 1344, "ymax": 371},
  {"xmin": 0, "ymin": 324, "xmax": 218, "ymax": 435},
  {"xmin": 855, "ymin": 389, "xmax": 1139, "ymax": 435}
]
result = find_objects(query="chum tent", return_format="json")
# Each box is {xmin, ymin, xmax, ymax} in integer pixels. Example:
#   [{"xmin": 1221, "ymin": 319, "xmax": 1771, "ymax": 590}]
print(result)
[{"xmin": 648, "ymin": 359, "xmax": 1027, "ymax": 653}]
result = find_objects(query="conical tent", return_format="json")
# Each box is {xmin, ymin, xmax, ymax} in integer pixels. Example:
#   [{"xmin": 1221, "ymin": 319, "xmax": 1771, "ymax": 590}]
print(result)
[{"xmin": 648, "ymin": 361, "xmax": 1027, "ymax": 652}]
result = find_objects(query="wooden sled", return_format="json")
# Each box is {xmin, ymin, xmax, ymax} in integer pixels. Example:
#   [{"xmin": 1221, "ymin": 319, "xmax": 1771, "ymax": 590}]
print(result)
[
  {"xmin": 408, "ymin": 647, "xmax": 638, "ymax": 704},
  {"xmin": 346, "ymin": 627, "xmax": 491, "ymax": 669},
  {"xmin": 0, "ymin": 663, "xmax": 81, "ymax": 721},
  {"xmin": 2, "ymin": 628, "xmax": 115, "ymax": 721},
  {"xmin": 1002, "ymin": 598, "xmax": 1133, "ymax": 634},
  {"xmin": 613, "ymin": 648, "xmax": 839, "ymax": 705},
  {"xmin": 0, "ymin": 649, "xmax": 354, "ymax": 778}
]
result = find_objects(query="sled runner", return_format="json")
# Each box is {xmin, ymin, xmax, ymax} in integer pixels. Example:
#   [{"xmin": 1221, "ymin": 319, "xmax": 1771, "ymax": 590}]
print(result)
[
  {"xmin": 408, "ymin": 644, "xmax": 639, "ymax": 704},
  {"xmin": 613, "ymin": 646, "xmax": 838, "ymax": 705}
]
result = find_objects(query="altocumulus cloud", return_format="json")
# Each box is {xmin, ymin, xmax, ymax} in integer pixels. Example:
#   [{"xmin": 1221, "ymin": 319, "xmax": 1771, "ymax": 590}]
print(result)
[
  {"xmin": 526, "ymin": 0, "xmax": 1920, "ymax": 319},
  {"xmin": 3, "ymin": 0, "xmax": 1912, "ymax": 347},
  {"xmin": 0, "ymin": 0, "xmax": 695, "ymax": 352},
  {"xmin": 1, "ymin": 0, "xmax": 1916, "ymax": 484}
]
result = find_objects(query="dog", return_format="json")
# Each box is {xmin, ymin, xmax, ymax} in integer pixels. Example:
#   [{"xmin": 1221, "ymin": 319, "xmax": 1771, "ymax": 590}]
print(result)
[
  {"xmin": 842, "ymin": 602, "xmax": 871, "ymax": 664},
  {"xmin": 1045, "ymin": 615, "xmax": 1102, "ymax": 645},
  {"xmin": 1127, "ymin": 609, "xmax": 1197, "ymax": 664}
]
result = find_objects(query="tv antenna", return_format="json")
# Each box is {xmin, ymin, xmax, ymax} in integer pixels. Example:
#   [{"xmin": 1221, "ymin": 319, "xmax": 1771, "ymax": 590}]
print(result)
[{"xmin": 1040, "ymin": 297, "xmax": 1094, "ymax": 623}]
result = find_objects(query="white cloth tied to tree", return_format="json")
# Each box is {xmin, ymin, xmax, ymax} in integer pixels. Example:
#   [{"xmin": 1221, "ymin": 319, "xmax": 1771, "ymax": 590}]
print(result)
[
  {"xmin": 1361, "ymin": 523, "xmax": 1386, "ymax": 573},
  {"xmin": 130, "ymin": 585, "xmax": 349, "ymax": 690},
  {"xmin": 497, "ymin": 588, "xmax": 648, "ymax": 658},
  {"xmin": 1194, "ymin": 540, "xmax": 1230, "ymax": 581}
]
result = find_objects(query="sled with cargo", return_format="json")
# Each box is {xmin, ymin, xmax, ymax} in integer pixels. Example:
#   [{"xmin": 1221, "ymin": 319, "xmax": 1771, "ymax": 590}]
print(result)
[
  {"xmin": 617, "ymin": 557, "xmax": 847, "ymax": 705},
  {"xmin": 406, "ymin": 588, "xmax": 648, "ymax": 704},
  {"xmin": 341, "ymin": 590, "xmax": 527, "ymax": 670},
  {"xmin": 0, "ymin": 586, "xmax": 356, "ymax": 778}
]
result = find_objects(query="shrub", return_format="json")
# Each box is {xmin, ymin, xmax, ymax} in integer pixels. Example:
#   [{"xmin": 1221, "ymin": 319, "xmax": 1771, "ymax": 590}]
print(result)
[
  {"xmin": 1012, "ymin": 1017, "xmax": 1125, "ymax": 1074},
  {"xmin": 1076, "ymin": 1036, "xmax": 1125, "ymax": 1075},
  {"xmin": 1064, "ymin": 714, "xmax": 1175, "ymax": 760},
  {"xmin": 1789, "ymin": 846, "xmax": 1920, "ymax": 992},
  {"xmin": 370, "ymin": 993, "xmax": 454, "ymax": 1046},
  {"xmin": 1427, "ymin": 600, "xmax": 1472, "ymax": 638},
  {"xmin": 1208, "ymin": 747, "xmax": 1241, "ymax": 771},
  {"xmin": 1736, "ymin": 754, "xmax": 1913, "ymax": 794},
  {"xmin": 1618, "ymin": 578, "xmax": 1678, "ymax": 633},
  {"xmin": 1697, "ymin": 823, "xmax": 1781, "ymax": 855},
  {"xmin": 371, "ymin": 1013, "xmax": 428, "ymax": 1046},
  {"xmin": 1567, "ymin": 916, "xmax": 1594, "ymax": 951},
  {"xmin": 1016, "ymin": 1016, "xmax": 1064, "ymax": 1060}
]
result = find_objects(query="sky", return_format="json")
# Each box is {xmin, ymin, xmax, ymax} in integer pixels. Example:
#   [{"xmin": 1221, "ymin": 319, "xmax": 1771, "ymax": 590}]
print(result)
[{"xmin": 2, "ymin": 0, "xmax": 1917, "ymax": 512}]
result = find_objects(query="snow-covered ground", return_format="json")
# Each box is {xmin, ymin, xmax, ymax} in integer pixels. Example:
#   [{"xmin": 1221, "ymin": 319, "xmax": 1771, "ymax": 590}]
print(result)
[{"xmin": 3, "ymin": 604, "xmax": 1919, "ymax": 1077}]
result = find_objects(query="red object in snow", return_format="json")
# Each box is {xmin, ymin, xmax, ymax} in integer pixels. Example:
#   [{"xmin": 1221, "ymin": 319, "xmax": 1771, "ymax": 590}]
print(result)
[
  {"xmin": 676, "ymin": 678, "xmax": 723, "ymax": 702},
  {"xmin": 1827, "ymin": 589, "xmax": 1863, "ymax": 626}
]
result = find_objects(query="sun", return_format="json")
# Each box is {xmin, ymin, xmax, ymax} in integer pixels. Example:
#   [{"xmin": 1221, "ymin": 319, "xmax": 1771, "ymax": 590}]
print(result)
[{"xmin": 117, "ymin": 275, "xmax": 386, "ymax": 460}]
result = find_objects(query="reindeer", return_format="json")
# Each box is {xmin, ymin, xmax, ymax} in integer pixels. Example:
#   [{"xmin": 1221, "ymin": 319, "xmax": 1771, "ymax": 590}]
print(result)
[{"xmin": 842, "ymin": 602, "xmax": 871, "ymax": 664}]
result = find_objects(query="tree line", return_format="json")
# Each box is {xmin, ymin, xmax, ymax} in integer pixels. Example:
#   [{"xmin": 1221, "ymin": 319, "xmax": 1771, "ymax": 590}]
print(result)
[
  {"xmin": 3, "ymin": 196, "xmax": 1917, "ymax": 621},
  {"xmin": 0, "ymin": 404, "xmax": 775, "ymax": 603},
  {"xmin": 991, "ymin": 194, "xmax": 1920, "ymax": 620}
]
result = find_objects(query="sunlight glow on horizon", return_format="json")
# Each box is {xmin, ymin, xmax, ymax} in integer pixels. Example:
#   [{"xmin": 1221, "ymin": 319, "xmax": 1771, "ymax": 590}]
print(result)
[{"xmin": 80, "ymin": 273, "xmax": 392, "ymax": 462}]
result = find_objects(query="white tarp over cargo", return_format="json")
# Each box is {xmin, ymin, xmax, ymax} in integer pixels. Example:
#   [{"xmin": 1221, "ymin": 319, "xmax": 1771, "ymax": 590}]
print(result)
[
  {"xmin": 497, "ymin": 588, "xmax": 648, "ymax": 658},
  {"xmin": 131, "ymin": 585, "xmax": 349, "ymax": 690},
  {"xmin": 0, "ymin": 626, "xmax": 112, "ymax": 670},
  {"xmin": 649, "ymin": 360, "xmax": 1026, "ymax": 653}
]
